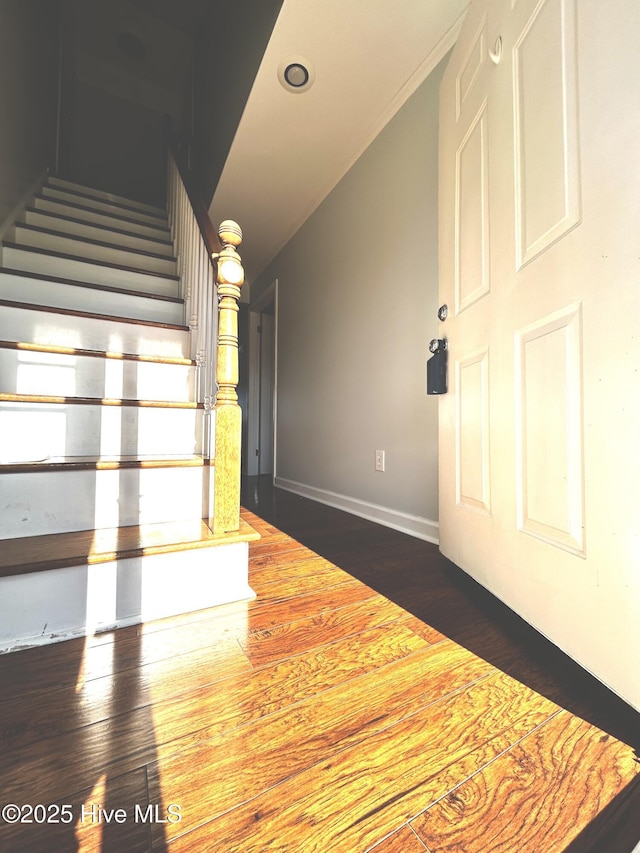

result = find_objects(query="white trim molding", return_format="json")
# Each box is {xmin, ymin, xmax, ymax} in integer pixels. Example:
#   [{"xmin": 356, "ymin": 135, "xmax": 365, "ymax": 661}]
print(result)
[{"xmin": 275, "ymin": 477, "xmax": 439, "ymax": 544}]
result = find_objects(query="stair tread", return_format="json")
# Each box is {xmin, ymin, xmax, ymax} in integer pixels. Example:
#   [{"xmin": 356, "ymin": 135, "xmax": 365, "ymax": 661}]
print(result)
[
  {"xmin": 15, "ymin": 222, "xmax": 177, "ymax": 262},
  {"xmin": 0, "ymin": 518, "xmax": 260, "ymax": 577},
  {"xmin": 48, "ymin": 176, "xmax": 166, "ymax": 216},
  {"xmin": 45, "ymin": 181, "xmax": 166, "ymax": 219},
  {"xmin": 2, "ymin": 242, "xmax": 179, "ymax": 281},
  {"xmin": 0, "ymin": 392, "xmax": 202, "ymax": 408},
  {"xmin": 0, "ymin": 454, "xmax": 208, "ymax": 473},
  {"xmin": 0, "ymin": 339, "xmax": 194, "ymax": 365},
  {"xmin": 0, "ymin": 265, "xmax": 182, "ymax": 303},
  {"xmin": 0, "ymin": 297, "xmax": 188, "ymax": 330},
  {"xmin": 34, "ymin": 194, "xmax": 171, "ymax": 233},
  {"xmin": 25, "ymin": 208, "xmax": 173, "ymax": 247}
]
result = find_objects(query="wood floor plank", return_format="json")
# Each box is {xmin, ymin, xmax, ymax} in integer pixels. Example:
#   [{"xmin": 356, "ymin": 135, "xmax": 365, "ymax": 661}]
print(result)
[
  {"xmin": 0, "ymin": 617, "xmax": 430, "ymax": 809},
  {"xmin": 249, "ymin": 554, "xmax": 345, "ymax": 586},
  {"xmin": 0, "ymin": 638, "xmax": 251, "ymax": 752},
  {"xmin": 248, "ymin": 563, "xmax": 355, "ymax": 600},
  {"xmin": 0, "ymin": 767, "xmax": 153, "ymax": 853},
  {"xmin": 149, "ymin": 643, "xmax": 497, "ymax": 844},
  {"xmin": 0, "ymin": 604, "xmax": 252, "ymax": 700},
  {"xmin": 160, "ymin": 672, "xmax": 559, "ymax": 851},
  {"xmin": 409, "ymin": 710, "xmax": 640, "ymax": 853},
  {"xmin": 240, "ymin": 594, "xmax": 414, "ymax": 667},
  {"xmin": 367, "ymin": 825, "xmax": 430, "ymax": 852},
  {"xmin": 243, "ymin": 580, "xmax": 381, "ymax": 633}
]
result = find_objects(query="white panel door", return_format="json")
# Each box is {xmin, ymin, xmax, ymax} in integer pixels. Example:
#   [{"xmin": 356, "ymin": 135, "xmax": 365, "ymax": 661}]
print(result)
[{"xmin": 438, "ymin": 0, "xmax": 640, "ymax": 710}]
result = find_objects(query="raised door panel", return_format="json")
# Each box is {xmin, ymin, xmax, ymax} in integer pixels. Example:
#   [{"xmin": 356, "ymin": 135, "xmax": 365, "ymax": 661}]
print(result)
[{"xmin": 513, "ymin": 0, "xmax": 580, "ymax": 268}]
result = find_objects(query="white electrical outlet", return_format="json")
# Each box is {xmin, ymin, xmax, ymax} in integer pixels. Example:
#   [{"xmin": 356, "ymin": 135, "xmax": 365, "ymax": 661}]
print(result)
[{"xmin": 375, "ymin": 449, "xmax": 385, "ymax": 472}]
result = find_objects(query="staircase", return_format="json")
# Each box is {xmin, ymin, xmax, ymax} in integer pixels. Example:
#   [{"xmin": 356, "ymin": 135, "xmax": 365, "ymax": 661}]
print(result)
[{"xmin": 0, "ymin": 175, "xmax": 257, "ymax": 652}]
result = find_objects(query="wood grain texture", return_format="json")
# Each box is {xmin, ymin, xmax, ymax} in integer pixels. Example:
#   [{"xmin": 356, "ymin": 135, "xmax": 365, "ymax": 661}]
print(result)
[
  {"xmin": 0, "ymin": 479, "xmax": 637, "ymax": 853},
  {"xmin": 410, "ymin": 710, "xmax": 640, "ymax": 853},
  {"xmin": 368, "ymin": 825, "xmax": 430, "ymax": 852},
  {"xmin": 0, "ymin": 767, "xmax": 153, "ymax": 853}
]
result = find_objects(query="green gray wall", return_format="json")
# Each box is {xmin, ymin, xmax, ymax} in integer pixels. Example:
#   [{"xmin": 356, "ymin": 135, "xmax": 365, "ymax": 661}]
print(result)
[
  {"xmin": 0, "ymin": 0, "xmax": 59, "ymax": 229},
  {"xmin": 251, "ymin": 56, "xmax": 447, "ymax": 540}
]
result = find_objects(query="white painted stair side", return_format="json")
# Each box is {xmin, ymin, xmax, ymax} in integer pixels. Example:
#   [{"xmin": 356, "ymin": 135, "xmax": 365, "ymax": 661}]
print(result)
[
  {"xmin": 2, "ymin": 244, "xmax": 179, "ymax": 297},
  {"xmin": 33, "ymin": 196, "xmax": 171, "ymax": 240},
  {"xmin": 0, "ymin": 269, "xmax": 183, "ymax": 325},
  {"xmin": 1, "ymin": 463, "xmax": 206, "ymax": 538},
  {"xmin": 0, "ymin": 399, "xmax": 203, "ymax": 459},
  {"xmin": 23, "ymin": 209, "xmax": 174, "ymax": 257},
  {"xmin": 0, "ymin": 346, "xmax": 195, "ymax": 402},
  {"xmin": 13, "ymin": 224, "xmax": 177, "ymax": 276}
]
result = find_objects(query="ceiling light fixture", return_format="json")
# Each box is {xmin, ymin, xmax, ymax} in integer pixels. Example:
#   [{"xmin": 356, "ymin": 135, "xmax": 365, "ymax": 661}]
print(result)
[{"xmin": 278, "ymin": 55, "xmax": 315, "ymax": 94}]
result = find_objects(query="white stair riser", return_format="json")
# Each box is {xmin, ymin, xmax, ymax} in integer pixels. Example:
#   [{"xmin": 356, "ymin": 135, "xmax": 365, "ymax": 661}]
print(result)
[
  {"xmin": 24, "ymin": 210, "xmax": 174, "ymax": 257},
  {"xmin": 48, "ymin": 177, "xmax": 165, "ymax": 217},
  {"xmin": 14, "ymin": 226, "xmax": 177, "ymax": 276},
  {"xmin": 2, "ymin": 245, "xmax": 180, "ymax": 298},
  {"xmin": 0, "ymin": 348, "xmax": 195, "ymax": 402},
  {"xmin": 0, "ymin": 270, "xmax": 182, "ymax": 324},
  {"xmin": 41, "ymin": 186, "xmax": 168, "ymax": 227},
  {"xmin": 0, "ymin": 304, "xmax": 190, "ymax": 358},
  {"xmin": 1, "ymin": 466, "xmax": 206, "ymax": 538},
  {"xmin": 33, "ymin": 197, "xmax": 171, "ymax": 241},
  {"xmin": 0, "ymin": 542, "xmax": 253, "ymax": 653},
  {"xmin": 0, "ymin": 402, "xmax": 203, "ymax": 458}
]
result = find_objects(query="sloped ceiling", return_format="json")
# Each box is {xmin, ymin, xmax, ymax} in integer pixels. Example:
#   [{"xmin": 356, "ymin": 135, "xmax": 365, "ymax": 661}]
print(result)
[{"xmin": 208, "ymin": 0, "xmax": 470, "ymax": 287}]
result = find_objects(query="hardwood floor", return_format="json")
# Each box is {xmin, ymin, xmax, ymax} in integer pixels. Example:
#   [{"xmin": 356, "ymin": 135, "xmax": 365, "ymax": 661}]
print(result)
[{"xmin": 0, "ymin": 477, "xmax": 638, "ymax": 852}]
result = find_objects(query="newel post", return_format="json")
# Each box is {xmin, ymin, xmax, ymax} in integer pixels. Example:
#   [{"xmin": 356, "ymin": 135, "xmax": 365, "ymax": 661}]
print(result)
[{"xmin": 211, "ymin": 220, "xmax": 244, "ymax": 533}]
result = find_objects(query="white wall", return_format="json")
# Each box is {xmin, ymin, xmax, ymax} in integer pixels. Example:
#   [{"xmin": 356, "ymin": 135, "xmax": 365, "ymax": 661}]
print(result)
[
  {"xmin": 0, "ymin": 0, "xmax": 59, "ymax": 230},
  {"xmin": 250, "ymin": 57, "xmax": 447, "ymax": 541}
]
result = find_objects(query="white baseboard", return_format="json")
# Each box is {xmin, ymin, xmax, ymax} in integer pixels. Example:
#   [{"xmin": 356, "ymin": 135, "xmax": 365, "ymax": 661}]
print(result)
[{"xmin": 274, "ymin": 477, "xmax": 439, "ymax": 544}]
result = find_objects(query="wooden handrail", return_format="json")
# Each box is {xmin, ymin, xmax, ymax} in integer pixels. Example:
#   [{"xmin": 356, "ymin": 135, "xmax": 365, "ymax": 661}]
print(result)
[{"xmin": 165, "ymin": 128, "xmax": 221, "ymax": 258}]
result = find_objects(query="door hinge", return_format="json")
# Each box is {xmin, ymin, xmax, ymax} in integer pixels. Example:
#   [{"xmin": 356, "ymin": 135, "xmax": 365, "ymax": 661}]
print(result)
[{"xmin": 255, "ymin": 448, "xmax": 261, "ymax": 456}]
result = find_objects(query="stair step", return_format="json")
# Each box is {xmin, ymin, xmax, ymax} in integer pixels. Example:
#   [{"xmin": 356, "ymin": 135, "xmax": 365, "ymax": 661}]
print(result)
[
  {"xmin": 2, "ymin": 453, "xmax": 205, "ymax": 472},
  {"xmin": 0, "ymin": 518, "xmax": 260, "ymax": 577},
  {"xmin": 0, "ymin": 339, "xmax": 195, "ymax": 402},
  {"xmin": 33, "ymin": 196, "xmax": 171, "ymax": 240},
  {"xmin": 0, "ymin": 456, "xmax": 208, "ymax": 538},
  {"xmin": 14, "ymin": 223, "xmax": 177, "ymax": 276},
  {"xmin": 0, "ymin": 299, "xmax": 190, "ymax": 358},
  {"xmin": 0, "ymin": 392, "xmax": 199, "ymax": 407},
  {"xmin": 0, "ymin": 267, "xmax": 183, "ymax": 324},
  {"xmin": 1, "ymin": 244, "xmax": 180, "ymax": 297},
  {"xmin": 48, "ymin": 176, "xmax": 166, "ymax": 217},
  {"xmin": 41, "ymin": 185, "xmax": 168, "ymax": 227},
  {"xmin": 24, "ymin": 208, "xmax": 174, "ymax": 256},
  {"xmin": 0, "ymin": 395, "xmax": 204, "ymax": 458}
]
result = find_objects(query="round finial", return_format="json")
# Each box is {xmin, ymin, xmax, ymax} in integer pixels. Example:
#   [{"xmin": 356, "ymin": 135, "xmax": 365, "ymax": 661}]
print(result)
[{"xmin": 218, "ymin": 220, "xmax": 242, "ymax": 249}]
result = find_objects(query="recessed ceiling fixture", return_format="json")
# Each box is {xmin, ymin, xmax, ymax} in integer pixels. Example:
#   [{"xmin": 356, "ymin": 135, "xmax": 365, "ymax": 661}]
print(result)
[{"xmin": 278, "ymin": 55, "xmax": 315, "ymax": 93}]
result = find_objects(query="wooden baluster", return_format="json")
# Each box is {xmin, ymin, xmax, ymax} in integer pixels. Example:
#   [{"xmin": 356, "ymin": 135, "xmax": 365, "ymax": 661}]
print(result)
[{"xmin": 211, "ymin": 220, "xmax": 244, "ymax": 533}]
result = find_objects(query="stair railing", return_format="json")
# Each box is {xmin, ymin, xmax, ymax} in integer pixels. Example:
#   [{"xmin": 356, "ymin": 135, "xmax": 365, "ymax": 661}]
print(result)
[{"xmin": 166, "ymin": 141, "xmax": 244, "ymax": 533}]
